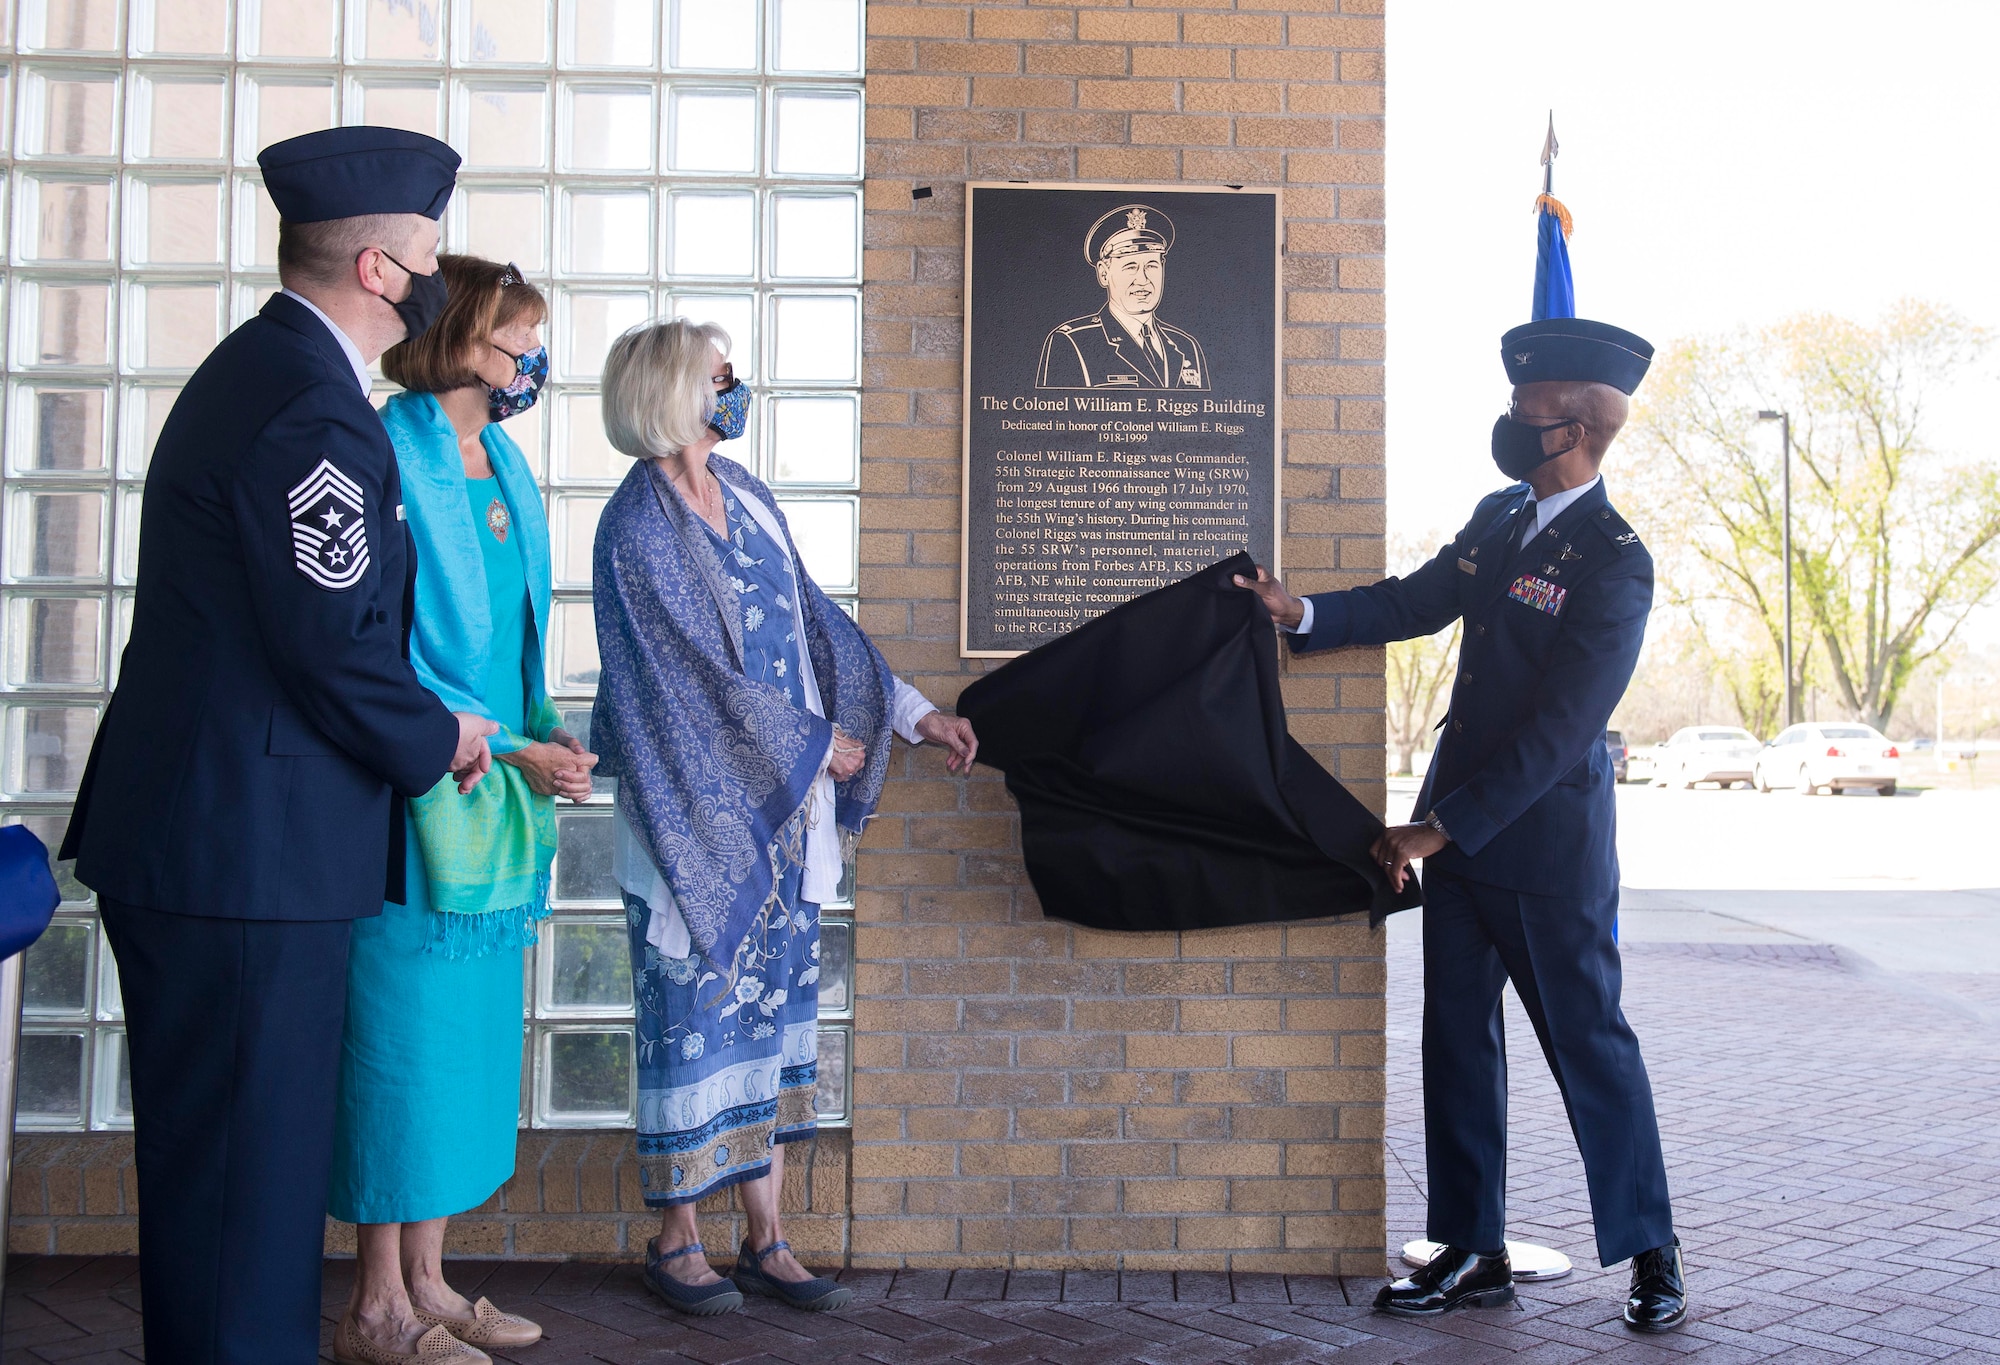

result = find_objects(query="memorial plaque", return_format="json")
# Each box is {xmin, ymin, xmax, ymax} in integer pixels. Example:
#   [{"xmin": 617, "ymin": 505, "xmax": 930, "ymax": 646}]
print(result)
[{"xmin": 960, "ymin": 183, "xmax": 1281, "ymax": 657}]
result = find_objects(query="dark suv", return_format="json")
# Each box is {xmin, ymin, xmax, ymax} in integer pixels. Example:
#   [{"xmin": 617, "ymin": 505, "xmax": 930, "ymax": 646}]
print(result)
[{"xmin": 1605, "ymin": 730, "xmax": 1629, "ymax": 783}]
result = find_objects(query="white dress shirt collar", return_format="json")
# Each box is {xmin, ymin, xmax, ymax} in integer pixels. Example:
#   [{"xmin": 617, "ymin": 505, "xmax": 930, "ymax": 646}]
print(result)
[
  {"xmin": 1519, "ymin": 474, "xmax": 1600, "ymax": 542},
  {"xmin": 280, "ymin": 288, "xmax": 372, "ymax": 397},
  {"xmin": 1107, "ymin": 303, "xmax": 1165, "ymax": 352}
]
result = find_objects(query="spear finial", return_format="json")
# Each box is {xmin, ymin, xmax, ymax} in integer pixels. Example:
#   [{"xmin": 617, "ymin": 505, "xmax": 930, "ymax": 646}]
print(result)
[{"xmin": 1540, "ymin": 112, "xmax": 1558, "ymax": 195}]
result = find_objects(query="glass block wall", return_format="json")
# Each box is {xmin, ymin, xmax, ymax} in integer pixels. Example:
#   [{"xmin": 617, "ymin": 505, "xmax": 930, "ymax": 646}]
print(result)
[{"xmin": 0, "ymin": 0, "xmax": 862, "ymax": 1132}]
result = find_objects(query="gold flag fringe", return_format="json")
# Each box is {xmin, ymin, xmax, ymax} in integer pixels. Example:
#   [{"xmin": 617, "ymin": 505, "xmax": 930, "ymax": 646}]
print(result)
[{"xmin": 1533, "ymin": 193, "xmax": 1574, "ymax": 239}]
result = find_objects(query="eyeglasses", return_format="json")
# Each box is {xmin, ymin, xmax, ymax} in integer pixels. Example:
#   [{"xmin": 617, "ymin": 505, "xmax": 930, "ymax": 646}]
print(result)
[
  {"xmin": 712, "ymin": 362, "xmax": 736, "ymax": 390},
  {"xmin": 498, "ymin": 261, "xmax": 525, "ymax": 287}
]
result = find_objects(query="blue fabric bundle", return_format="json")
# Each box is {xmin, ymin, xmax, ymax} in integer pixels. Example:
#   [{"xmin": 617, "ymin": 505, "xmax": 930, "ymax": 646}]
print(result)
[{"xmin": 0, "ymin": 826, "xmax": 58, "ymax": 962}]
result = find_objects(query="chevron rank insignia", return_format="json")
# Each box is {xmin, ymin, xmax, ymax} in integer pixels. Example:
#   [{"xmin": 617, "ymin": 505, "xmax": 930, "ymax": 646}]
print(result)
[
  {"xmin": 1507, "ymin": 573, "xmax": 1567, "ymax": 617},
  {"xmin": 289, "ymin": 458, "xmax": 369, "ymax": 591}
]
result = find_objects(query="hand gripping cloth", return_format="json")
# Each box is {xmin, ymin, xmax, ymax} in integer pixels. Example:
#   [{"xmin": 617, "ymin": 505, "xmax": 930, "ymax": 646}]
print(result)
[{"xmin": 957, "ymin": 553, "xmax": 1424, "ymax": 931}]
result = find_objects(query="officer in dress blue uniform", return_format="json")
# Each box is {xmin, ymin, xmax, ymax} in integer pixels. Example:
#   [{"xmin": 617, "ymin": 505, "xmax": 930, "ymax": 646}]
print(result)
[
  {"xmin": 1238, "ymin": 318, "xmax": 1688, "ymax": 1334},
  {"xmin": 59, "ymin": 127, "xmax": 497, "ymax": 1365},
  {"xmin": 1037, "ymin": 204, "xmax": 1209, "ymax": 390}
]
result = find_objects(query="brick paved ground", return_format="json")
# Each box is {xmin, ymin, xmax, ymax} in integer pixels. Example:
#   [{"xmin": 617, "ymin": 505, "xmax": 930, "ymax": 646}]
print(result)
[{"xmin": 8, "ymin": 925, "xmax": 2000, "ymax": 1362}]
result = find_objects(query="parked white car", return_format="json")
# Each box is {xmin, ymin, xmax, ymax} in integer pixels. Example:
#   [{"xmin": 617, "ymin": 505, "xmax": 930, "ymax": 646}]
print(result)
[
  {"xmin": 1624, "ymin": 745, "xmax": 1660, "ymax": 784},
  {"xmin": 1754, "ymin": 722, "xmax": 1902, "ymax": 795},
  {"xmin": 1653, "ymin": 726, "xmax": 1764, "ymax": 788}
]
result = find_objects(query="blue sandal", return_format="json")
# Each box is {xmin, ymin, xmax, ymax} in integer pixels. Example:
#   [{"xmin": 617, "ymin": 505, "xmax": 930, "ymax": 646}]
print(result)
[
  {"xmin": 642, "ymin": 1240, "xmax": 744, "ymax": 1316},
  {"xmin": 732, "ymin": 1239, "xmax": 853, "ymax": 1311}
]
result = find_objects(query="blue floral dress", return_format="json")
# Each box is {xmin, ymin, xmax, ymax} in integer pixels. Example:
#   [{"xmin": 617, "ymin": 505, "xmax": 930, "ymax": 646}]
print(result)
[{"xmin": 624, "ymin": 488, "xmax": 821, "ymax": 1207}]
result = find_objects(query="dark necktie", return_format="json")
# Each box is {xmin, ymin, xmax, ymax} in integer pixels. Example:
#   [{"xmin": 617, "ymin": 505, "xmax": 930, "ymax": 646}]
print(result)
[{"xmin": 1141, "ymin": 324, "xmax": 1165, "ymax": 377}]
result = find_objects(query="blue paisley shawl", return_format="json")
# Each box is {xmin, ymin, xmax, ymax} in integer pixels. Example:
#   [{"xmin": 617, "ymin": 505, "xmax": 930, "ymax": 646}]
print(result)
[{"xmin": 590, "ymin": 453, "xmax": 895, "ymax": 970}]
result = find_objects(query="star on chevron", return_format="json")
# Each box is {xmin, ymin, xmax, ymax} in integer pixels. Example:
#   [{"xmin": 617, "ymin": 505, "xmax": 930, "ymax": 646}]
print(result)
[{"xmin": 321, "ymin": 507, "xmax": 345, "ymax": 529}]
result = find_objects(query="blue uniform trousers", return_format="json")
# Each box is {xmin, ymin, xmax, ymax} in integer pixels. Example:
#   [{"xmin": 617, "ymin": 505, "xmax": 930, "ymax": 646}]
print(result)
[
  {"xmin": 101, "ymin": 898, "xmax": 351, "ymax": 1364},
  {"xmin": 1420, "ymin": 871, "xmax": 1673, "ymax": 1266}
]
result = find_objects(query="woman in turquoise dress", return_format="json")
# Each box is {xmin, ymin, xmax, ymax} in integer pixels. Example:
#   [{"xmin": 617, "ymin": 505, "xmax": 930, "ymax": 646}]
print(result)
[{"xmin": 328, "ymin": 257, "xmax": 598, "ymax": 1365}]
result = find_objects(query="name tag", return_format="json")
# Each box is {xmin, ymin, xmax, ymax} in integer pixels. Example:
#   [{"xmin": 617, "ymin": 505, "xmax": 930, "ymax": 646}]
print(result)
[
  {"xmin": 1507, "ymin": 574, "xmax": 1567, "ymax": 616},
  {"xmin": 1457, "ymin": 557, "xmax": 1477, "ymax": 575}
]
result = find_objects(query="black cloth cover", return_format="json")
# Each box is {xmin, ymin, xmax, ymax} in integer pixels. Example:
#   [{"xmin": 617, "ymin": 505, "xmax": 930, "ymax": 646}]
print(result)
[{"xmin": 958, "ymin": 553, "xmax": 1423, "ymax": 931}]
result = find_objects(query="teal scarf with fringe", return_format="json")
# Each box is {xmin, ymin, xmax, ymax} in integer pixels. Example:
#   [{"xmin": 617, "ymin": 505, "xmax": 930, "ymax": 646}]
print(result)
[{"xmin": 383, "ymin": 390, "xmax": 560, "ymax": 958}]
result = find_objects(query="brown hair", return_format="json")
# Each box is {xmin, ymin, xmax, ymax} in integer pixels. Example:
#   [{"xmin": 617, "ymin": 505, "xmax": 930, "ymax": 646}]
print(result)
[
  {"xmin": 379, "ymin": 254, "xmax": 548, "ymax": 394},
  {"xmin": 276, "ymin": 213, "xmax": 414, "ymax": 290}
]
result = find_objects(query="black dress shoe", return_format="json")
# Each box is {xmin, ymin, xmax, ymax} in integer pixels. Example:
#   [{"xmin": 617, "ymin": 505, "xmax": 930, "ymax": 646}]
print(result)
[
  {"xmin": 1374, "ymin": 1246, "xmax": 1515, "ymax": 1316},
  {"xmin": 1624, "ymin": 1239, "xmax": 1688, "ymax": 1332}
]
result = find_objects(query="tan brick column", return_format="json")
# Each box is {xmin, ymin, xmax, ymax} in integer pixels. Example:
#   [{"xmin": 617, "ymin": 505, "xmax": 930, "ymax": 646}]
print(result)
[{"xmin": 856, "ymin": 0, "xmax": 1390, "ymax": 1273}]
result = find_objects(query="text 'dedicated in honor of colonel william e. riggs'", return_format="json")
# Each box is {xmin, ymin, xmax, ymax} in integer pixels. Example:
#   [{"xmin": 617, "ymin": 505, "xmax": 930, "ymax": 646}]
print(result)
[{"xmin": 960, "ymin": 183, "xmax": 1281, "ymax": 656}]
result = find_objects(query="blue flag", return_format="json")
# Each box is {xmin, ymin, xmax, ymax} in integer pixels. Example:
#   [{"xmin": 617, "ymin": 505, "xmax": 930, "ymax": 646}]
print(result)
[{"xmin": 1532, "ymin": 196, "xmax": 1574, "ymax": 321}]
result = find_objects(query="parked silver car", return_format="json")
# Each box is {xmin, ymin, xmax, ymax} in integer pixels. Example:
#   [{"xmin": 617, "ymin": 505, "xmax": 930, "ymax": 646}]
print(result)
[{"xmin": 1653, "ymin": 726, "xmax": 1764, "ymax": 789}]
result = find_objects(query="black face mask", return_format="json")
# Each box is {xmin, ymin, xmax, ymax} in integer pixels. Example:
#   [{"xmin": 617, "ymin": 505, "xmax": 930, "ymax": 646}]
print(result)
[
  {"xmin": 372, "ymin": 250, "xmax": 449, "ymax": 342},
  {"xmin": 1490, "ymin": 413, "xmax": 1577, "ymax": 481}
]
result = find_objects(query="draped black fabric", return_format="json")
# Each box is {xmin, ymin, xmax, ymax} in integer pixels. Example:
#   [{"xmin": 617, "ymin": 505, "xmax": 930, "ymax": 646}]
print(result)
[{"xmin": 958, "ymin": 553, "xmax": 1423, "ymax": 931}]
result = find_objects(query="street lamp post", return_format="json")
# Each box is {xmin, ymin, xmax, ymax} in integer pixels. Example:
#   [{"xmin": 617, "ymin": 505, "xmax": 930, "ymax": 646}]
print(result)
[{"xmin": 1757, "ymin": 410, "xmax": 1794, "ymax": 728}]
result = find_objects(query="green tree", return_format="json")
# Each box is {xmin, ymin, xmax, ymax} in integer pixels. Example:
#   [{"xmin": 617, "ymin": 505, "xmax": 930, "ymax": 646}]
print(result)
[{"xmin": 1625, "ymin": 302, "xmax": 1999, "ymax": 733}]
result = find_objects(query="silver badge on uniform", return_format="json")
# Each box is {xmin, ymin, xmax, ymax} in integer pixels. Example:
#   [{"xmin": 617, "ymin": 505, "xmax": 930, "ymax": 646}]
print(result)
[{"xmin": 289, "ymin": 457, "xmax": 370, "ymax": 591}]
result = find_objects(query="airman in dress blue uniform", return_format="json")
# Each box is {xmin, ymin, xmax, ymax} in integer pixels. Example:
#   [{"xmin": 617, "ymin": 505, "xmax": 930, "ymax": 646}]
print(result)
[
  {"xmin": 59, "ymin": 127, "xmax": 495, "ymax": 1365},
  {"xmin": 1239, "ymin": 317, "xmax": 1688, "ymax": 1334},
  {"xmin": 1037, "ymin": 204, "xmax": 1209, "ymax": 390}
]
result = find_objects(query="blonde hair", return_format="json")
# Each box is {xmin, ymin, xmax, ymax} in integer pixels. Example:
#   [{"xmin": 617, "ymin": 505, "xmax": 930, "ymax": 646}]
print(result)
[{"xmin": 602, "ymin": 318, "xmax": 733, "ymax": 458}]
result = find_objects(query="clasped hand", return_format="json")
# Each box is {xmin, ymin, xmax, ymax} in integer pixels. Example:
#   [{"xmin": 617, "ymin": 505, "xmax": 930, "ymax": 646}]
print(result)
[
  {"xmin": 498, "ymin": 727, "xmax": 599, "ymax": 803},
  {"xmin": 826, "ymin": 713, "xmax": 979, "ymax": 782}
]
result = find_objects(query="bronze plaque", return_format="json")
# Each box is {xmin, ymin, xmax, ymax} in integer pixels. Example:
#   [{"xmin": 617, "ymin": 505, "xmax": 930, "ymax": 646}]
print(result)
[{"xmin": 960, "ymin": 183, "xmax": 1282, "ymax": 657}]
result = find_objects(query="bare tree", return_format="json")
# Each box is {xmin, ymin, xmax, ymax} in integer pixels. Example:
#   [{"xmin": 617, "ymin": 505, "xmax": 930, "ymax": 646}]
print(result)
[
  {"xmin": 1624, "ymin": 302, "xmax": 1999, "ymax": 733},
  {"xmin": 1383, "ymin": 533, "xmax": 1460, "ymax": 774}
]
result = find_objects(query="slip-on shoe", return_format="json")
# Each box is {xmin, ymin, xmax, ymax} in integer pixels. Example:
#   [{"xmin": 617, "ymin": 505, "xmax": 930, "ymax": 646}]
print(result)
[
  {"xmin": 732, "ymin": 1238, "xmax": 853, "ymax": 1311},
  {"xmin": 333, "ymin": 1314, "xmax": 490, "ymax": 1365},
  {"xmin": 642, "ymin": 1239, "xmax": 744, "ymax": 1316},
  {"xmin": 412, "ymin": 1297, "xmax": 542, "ymax": 1349}
]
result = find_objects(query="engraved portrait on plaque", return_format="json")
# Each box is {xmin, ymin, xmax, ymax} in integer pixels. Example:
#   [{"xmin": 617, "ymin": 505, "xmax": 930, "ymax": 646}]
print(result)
[{"xmin": 961, "ymin": 183, "xmax": 1281, "ymax": 657}]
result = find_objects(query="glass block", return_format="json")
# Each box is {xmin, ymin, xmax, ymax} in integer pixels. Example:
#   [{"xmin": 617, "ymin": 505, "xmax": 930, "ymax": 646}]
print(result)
[
  {"xmin": 665, "ymin": 88, "xmax": 755, "ymax": 175},
  {"xmin": 1, "ymin": 812, "xmax": 90, "ymax": 905},
  {"xmin": 562, "ymin": 188, "xmax": 651, "ymax": 276},
  {"xmin": 558, "ymin": 289, "xmax": 649, "ymax": 380},
  {"xmin": 236, "ymin": 178, "xmax": 280, "ymax": 269},
  {"xmin": 769, "ymin": 394, "xmax": 856, "ymax": 485},
  {"xmin": 555, "ymin": 392, "xmax": 623, "ymax": 481},
  {"xmin": 22, "ymin": 919, "xmax": 92, "ymax": 1016},
  {"xmin": 10, "ymin": 384, "xmax": 110, "ymax": 474},
  {"xmin": 670, "ymin": 293, "xmax": 753, "ymax": 378},
  {"xmin": 670, "ymin": 0, "xmax": 754, "ymax": 70},
  {"xmin": 551, "ymin": 492, "xmax": 607, "ymax": 586},
  {"xmin": 553, "ymin": 808, "xmax": 617, "ymax": 903},
  {"xmin": 238, "ymin": 75, "xmax": 338, "ymax": 162},
  {"xmin": 243, "ymin": 0, "xmax": 337, "ymax": 57},
  {"xmin": 460, "ymin": 82, "xmax": 549, "ymax": 171},
  {"xmin": 135, "ymin": 0, "xmax": 231, "ymax": 54},
  {"xmin": 91, "ymin": 1029, "xmax": 133, "ymax": 1129},
  {"xmin": 20, "ymin": 68, "xmax": 119, "ymax": 157},
  {"xmin": 774, "ymin": 0, "xmax": 860, "ymax": 73},
  {"xmin": 537, "ymin": 1026, "xmax": 632, "ymax": 1125},
  {"xmin": 23, "ymin": 0, "xmax": 121, "ymax": 52},
  {"xmin": 775, "ymin": 496, "xmax": 856, "ymax": 593},
  {"xmin": 354, "ymin": 0, "xmax": 443, "ymax": 62},
  {"xmin": 770, "ymin": 294, "xmax": 856, "ymax": 383},
  {"xmin": 17, "ymin": 282, "xmax": 113, "ymax": 368},
  {"xmin": 816, "ymin": 918, "xmax": 851, "ymax": 1014},
  {"xmin": 539, "ymin": 916, "xmax": 633, "ymax": 1014},
  {"xmin": 18, "ymin": 175, "xmax": 115, "ymax": 262},
  {"xmin": 547, "ymin": 597, "xmax": 600, "ymax": 691},
  {"xmin": 771, "ymin": 89, "xmax": 860, "ymax": 177},
  {"xmin": 116, "ymin": 485, "xmax": 142, "ymax": 582},
  {"xmin": 668, "ymin": 191, "xmax": 754, "ymax": 278},
  {"xmin": 561, "ymin": 0, "xmax": 654, "ymax": 68},
  {"xmin": 813, "ymin": 1024, "xmax": 849, "ymax": 1123},
  {"xmin": 16, "ymin": 1030, "xmax": 85, "ymax": 1127},
  {"xmin": 503, "ymin": 398, "xmax": 545, "ymax": 477},
  {"xmin": 96, "ymin": 923, "xmax": 123, "ymax": 1014},
  {"xmin": 6, "ymin": 488, "xmax": 108, "ymax": 581},
  {"xmin": 127, "ymin": 178, "xmax": 226, "ymax": 265},
  {"xmin": 121, "ymin": 384, "xmax": 180, "ymax": 475},
  {"xmin": 355, "ymin": 79, "xmax": 445, "ymax": 139},
  {"xmin": 127, "ymin": 281, "xmax": 223, "ymax": 370},
  {"xmin": 128, "ymin": 72, "xmax": 228, "ymax": 160},
  {"xmin": 5, "ymin": 594, "xmax": 106, "ymax": 688},
  {"xmin": 771, "ymin": 193, "xmax": 858, "ymax": 279},
  {"xmin": 563, "ymin": 85, "xmax": 653, "ymax": 173},
  {"xmin": 3, "ymin": 705, "xmax": 101, "ymax": 796},
  {"xmin": 0, "ymin": 70, "xmax": 11, "ymax": 155},
  {"xmin": 458, "ymin": 185, "xmax": 546, "ymax": 273},
  {"xmin": 459, "ymin": 0, "xmax": 549, "ymax": 65},
  {"xmin": 111, "ymin": 591, "xmax": 134, "ymax": 684}
]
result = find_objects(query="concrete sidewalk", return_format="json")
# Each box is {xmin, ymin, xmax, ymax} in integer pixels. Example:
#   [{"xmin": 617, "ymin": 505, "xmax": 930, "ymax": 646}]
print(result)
[{"xmin": 8, "ymin": 923, "xmax": 2000, "ymax": 1361}]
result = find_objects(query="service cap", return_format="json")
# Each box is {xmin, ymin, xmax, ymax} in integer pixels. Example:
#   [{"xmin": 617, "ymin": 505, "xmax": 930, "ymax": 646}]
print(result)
[
  {"xmin": 257, "ymin": 126, "xmax": 460, "ymax": 224},
  {"xmin": 1500, "ymin": 317, "xmax": 1654, "ymax": 395},
  {"xmin": 1085, "ymin": 204, "xmax": 1173, "ymax": 265}
]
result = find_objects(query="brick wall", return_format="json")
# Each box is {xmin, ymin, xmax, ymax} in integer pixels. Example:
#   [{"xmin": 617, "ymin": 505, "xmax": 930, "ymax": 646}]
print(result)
[
  {"xmin": 855, "ymin": 0, "xmax": 1391, "ymax": 1274},
  {"xmin": 8, "ymin": 1132, "xmax": 850, "ymax": 1260}
]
